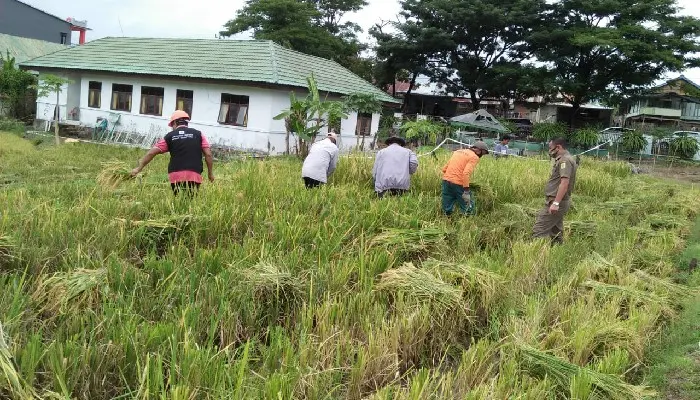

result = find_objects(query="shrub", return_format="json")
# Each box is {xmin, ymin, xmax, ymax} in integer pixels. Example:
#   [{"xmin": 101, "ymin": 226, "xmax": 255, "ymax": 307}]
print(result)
[
  {"xmin": 572, "ymin": 127, "xmax": 600, "ymax": 149},
  {"xmin": 621, "ymin": 132, "xmax": 648, "ymax": 154},
  {"xmin": 670, "ymin": 134, "xmax": 700, "ymax": 160},
  {"xmin": 532, "ymin": 122, "xmax": 567, "ymax": 143},
  {"xmin": 0, "ymin": 118, "xmax": 24, "ymax": 134}
]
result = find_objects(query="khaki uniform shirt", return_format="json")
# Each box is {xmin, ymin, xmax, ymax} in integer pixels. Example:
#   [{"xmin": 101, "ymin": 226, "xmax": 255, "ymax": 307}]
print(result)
[{"xmin": 545, "ymin": 151, "xmax": 577, "ymax": 200}]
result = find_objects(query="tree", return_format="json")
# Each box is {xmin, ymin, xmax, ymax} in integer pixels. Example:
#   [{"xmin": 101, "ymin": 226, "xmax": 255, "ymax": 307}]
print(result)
[
  {"xmin": 390, "ymin": 0, "xmax": 547, "ymax": 110},
  {"xmin": 274, "ymin": 74, "xmax": 347, "ymax": 158},
  {"xmin": 35, "ymin": 74, "xmax": 72, "ymax": 145},
  {"xmin": 221, "ymin": 0, "xmax": 367, "ymax": 73},
  {"xmin": 533, "ymin": 0, "xmax": 700, "ymax": 125},
  {"xmin": 0, "ymin": 52, "xmax": 37, "ymax": 120}
]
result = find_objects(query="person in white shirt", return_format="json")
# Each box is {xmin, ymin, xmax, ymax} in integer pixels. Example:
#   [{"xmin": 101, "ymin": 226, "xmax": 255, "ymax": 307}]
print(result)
[
  {"xmin": 494, "ymin": 135, "xmax": 511, "ymax": 158},
  {"xmin": 301, "ymin": 132, "xmax": 339, "ymax": 188},
  {"xmin": 372, "ymin": 136, "xmax": 419, "ymax": 198}
]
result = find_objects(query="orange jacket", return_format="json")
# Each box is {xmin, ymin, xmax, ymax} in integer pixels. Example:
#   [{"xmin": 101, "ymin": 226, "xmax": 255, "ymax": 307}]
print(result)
[{"xmin": 442, "ymin": 149, "xmax": 480, "ymax": 187}]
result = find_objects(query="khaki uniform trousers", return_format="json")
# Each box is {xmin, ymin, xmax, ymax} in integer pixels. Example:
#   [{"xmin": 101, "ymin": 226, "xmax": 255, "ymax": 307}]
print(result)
[{"xmin": 532, "ymin": 198, "xmax": 571, "ymax": 244}]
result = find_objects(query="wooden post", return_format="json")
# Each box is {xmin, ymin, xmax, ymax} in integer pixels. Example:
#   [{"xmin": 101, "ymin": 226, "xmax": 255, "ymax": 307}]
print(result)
[{"xmin": 54, "ymin": 89, "xmax": 60, "ymax": 145}]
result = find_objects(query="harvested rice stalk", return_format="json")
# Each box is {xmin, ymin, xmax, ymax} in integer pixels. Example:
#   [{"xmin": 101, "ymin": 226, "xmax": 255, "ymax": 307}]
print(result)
[
  {"xmin": 97, "ymin": 161, "xmax": 134, "ymax": 188},
  {"xmin": 519, "ymin": 344, "xmax": 654, "ymax": 400},
  {"xmin": 0, "ymin": 322, "xmax": 38, "ymax": 399},
  {"xmin": 631, "ymin": 270, "xmax": 698, "ymax": 300},
  {"xmin": 33, "ymin": 268, "xmax": 108, "ymax": 315},
  {"xmin": 421, "ymin": 259, "xmax": 504, "ymax": 308},
  {"xmin": 582, "ymin": 280, "xmax": 674, "ymax": 316},
  {"xmin": 376, "ymin": 262, "xmax": 467, "ymax": 316},
  {"xmin": 241, "ymin": 263, "xmax": 304, "ymax": 305},
  {"xmin": 370, "ymin": 227, "xmax": 446, "ymax": 255}
]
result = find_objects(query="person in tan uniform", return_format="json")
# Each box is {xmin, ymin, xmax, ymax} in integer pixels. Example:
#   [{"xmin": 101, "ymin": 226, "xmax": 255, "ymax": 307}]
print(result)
[
  {"xmin": 533, "ymin": 137, "xmax": 577, "ymax": 244},
  {"xmin": 441, "ymin": 141, "xmax": 489, "ymax": 215}
]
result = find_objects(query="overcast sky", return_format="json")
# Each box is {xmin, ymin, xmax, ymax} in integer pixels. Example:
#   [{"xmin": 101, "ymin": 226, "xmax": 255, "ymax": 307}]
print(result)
[{"xmin": 19, "ymin": 0, "xmax": 700, "ymax": 83}]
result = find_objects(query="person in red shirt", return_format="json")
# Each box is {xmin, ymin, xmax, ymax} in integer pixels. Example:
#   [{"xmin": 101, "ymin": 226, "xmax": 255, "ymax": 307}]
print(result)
[{"xmin": 131, "ymin": 110, "xmax": 214, "ymax": 195}]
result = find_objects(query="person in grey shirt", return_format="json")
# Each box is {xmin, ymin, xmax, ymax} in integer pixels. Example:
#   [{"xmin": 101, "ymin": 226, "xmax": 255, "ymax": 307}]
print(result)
[
  {"xmin": 301, "ymin": 132, "xmax": 339, "ymax": 188},
  {"xmin": 494, "ymin": 135, "xmax": 511, "ymax": 158},
  {"xmin": 372, "ymin": 136, "xmax": 419, "ymax": 198}
]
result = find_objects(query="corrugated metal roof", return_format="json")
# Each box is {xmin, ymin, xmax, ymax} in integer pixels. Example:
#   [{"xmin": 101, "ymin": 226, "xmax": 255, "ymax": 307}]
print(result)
[
  {"xmin": 20, "ymin": 37, "xmax": 399, "ymax": 103},
  {"xmin": 0, "ymin": 33, "xmax": 65, "ymax": 65}
]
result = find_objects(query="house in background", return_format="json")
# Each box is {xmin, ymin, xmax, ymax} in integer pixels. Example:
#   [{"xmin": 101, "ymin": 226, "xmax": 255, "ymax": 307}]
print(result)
[
  {"xmin": 513, "ymin": 99, "xmax": 613, "ymax": 128},
  {"xmin": 20, "ymin": 37, "xmax": 397, "ymax": 154},
  {"xmin": 0, "ymin": 0, "xmax": 88, "ymax": 45},
  {"xmin": 624, "ymin": 75, "xmax": 700, "ymax": 131}
]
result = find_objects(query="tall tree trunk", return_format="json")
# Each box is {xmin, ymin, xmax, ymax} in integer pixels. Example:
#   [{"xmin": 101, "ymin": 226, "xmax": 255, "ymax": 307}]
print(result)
[
  {"xmin": 402, "ymin": 73, "xmax": 419, "ymax": 114},
  {"xmin": 569, "ymin": 102, "xmax": 581, "ymax": 130},
  {"xmin": 469, "ymin": 89, "xmax": 480, "ymax": 111},
  {"xmin": 54, "ymin": 90, "xmax": 60, "ymax": 145}
]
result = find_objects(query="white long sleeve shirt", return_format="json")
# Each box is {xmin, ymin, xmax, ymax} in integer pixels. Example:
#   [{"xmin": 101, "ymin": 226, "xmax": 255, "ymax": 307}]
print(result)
[
  {"xmin": 372, "ymin": 144, "xmax": 419, "ymax": 192},
  {"xmin": 301, "ymin": 138, "xmax": 339, "ymax": 183}
]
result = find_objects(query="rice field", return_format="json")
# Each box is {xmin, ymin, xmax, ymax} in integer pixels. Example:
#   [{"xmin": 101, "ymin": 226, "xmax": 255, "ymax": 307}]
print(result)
[{"xmin": 1, "ymin": 131, "xmax": 699, "ymax": 399}]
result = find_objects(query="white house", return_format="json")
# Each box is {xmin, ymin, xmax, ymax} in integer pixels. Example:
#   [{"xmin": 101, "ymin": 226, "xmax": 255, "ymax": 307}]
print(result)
[{"xmin": 20, "ymin": 37, "xmax": 398, "ymax": 153}]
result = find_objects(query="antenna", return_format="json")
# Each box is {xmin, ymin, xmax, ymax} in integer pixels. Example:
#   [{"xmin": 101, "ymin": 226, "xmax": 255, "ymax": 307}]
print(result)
[{"xmin": 117, "ymin": 16, "xmax": 124, "ymax": 36}]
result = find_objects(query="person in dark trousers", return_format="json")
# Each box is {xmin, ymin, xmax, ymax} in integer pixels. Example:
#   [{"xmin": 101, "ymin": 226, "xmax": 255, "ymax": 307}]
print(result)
[
  {"xmin": 131, "ymin": 110, "xmax": 214, "ymax": 195},
  {"xmin": 372, "ymin": 136, "xmax": 419, "ymax": 198},
  {"xmin": 532, "ymin": 137, "xmax": 577, "ymax": 244},
  {"xmin": 441, "ymin": 141, "xmax": 489, "ymax": 215},
  {"xmin": 301, "ymin": 132, "xmax": 339, "ymax": 188}
]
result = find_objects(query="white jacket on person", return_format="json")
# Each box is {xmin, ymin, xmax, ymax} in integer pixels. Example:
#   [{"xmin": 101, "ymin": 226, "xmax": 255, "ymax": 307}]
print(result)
[{"xmin": 301, "ymin": 138, "xmax": 339, "ymax": 183}]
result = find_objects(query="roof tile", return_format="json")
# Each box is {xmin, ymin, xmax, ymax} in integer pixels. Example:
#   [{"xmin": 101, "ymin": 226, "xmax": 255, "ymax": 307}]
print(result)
[{"xmin": 20, "ymin": 37, "xmax": 398, "ymax": 103}]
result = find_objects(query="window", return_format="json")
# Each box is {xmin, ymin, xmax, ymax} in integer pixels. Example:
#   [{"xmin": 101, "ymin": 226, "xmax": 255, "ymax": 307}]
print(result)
[
  {"xmin": 140, "ymin": 86, "xmax": 164, "ymax": 116},
  {"xmin": 111, "ymin": 84, "xmax": 133, "ymax": 112},
  {"xmin": 176, "ymin": 89, "xmax": 194, "ymax": 117},
  {"xmin": 218, "ymin": 93, "xmax": 249, "ymax": 126},
  {"xmin": 88, "ymin": 81, "xmax": 101, "ymax": 108},
  {"xmin": 355, "ymin": 113, "xmax": 372, "ymax": 136},
  {"xmin": 60, "ymin": 33, "xmax": 67, "ymax": 45}
]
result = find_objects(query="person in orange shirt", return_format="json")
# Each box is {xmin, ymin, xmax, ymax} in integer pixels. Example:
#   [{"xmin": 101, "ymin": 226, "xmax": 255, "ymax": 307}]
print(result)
[{"xmin": 441, "ymin": 141, "xmax": 489, "ymax": 215}]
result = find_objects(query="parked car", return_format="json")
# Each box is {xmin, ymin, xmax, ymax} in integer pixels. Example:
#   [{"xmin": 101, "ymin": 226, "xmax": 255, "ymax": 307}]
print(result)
[{"xmin": 506, "ymin": 118, "xmax": 533, "ymax": 136}]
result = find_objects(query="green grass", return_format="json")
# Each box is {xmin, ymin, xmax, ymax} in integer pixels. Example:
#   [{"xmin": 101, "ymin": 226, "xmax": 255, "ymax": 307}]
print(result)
[
  {"xmin": 1, "ymin": 131, "xmax": 700, "ymax": 399},
  {"xmin": 645, "ymin": 216, "xmax": 700, "ymax": 399}
]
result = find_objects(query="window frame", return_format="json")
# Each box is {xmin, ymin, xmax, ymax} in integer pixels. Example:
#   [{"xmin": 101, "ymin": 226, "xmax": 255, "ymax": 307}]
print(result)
[
  {"xmin": 87, "ymin": 81, "xmax": 101, "ymax": 109},
  {"xmin": 139, "ymin": 86, "xmax": 164, "ymax": 116},
  {"xmin": 218, "ymin": 93, "xmax": 249, "ymax": 127},
  {"xmin": 176, "ymin": 89, "xmax": 194, "ymax": 118},
  {"xmin": 110, "ymin": 84, "xmax": 133, "ymax": 112}
]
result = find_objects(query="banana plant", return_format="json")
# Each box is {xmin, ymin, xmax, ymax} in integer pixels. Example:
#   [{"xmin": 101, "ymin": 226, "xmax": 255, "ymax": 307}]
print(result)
[{"xmin": 274, "ymin": 74, "xmax": 347, "ymax": 158}]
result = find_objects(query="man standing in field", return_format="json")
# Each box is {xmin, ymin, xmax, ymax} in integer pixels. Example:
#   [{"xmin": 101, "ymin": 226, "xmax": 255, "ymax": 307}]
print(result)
[
  {"xmin": 441, "ymin": 141, "xmax": 489, "ymax": 215},
  {"xmin": 533, "ymin": 137, "xmax": 577, "ymax": 244},
  {"xmin": 130, "ymin": 110, "xmax": 214, "ymax": 195},
  {"xmin": 372, "ymin": 136, "xmax": 419, "ymax": 198},
  {"xmin": 494, "ymin": 135, "xmax": 511, "ymax": 158},
  {"xmin": 301, "ymin": 132, "xmax": 339, "ymax": 188}
]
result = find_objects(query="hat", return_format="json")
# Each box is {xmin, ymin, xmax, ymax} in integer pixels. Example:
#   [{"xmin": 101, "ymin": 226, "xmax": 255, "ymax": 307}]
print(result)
[
  {"xmin": 327, "ymin": 131, "xmax": 338, "ymax": 140},
  {"xmin": 168, "ymin": 110, "xmax": 190, "ymax": 127},
  {"xmin": 385, "ymin": 136, "xmax": 407, "ymax": 146},
  {"xmin": 472, "ymin": 141, "xmax": 489, "ymax": 154}
]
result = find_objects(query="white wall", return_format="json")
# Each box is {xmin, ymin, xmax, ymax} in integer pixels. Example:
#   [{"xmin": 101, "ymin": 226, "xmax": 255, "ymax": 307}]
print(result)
[{"xmin": 35, "ymin": 72, "xmax": 381, "ymax": 154}]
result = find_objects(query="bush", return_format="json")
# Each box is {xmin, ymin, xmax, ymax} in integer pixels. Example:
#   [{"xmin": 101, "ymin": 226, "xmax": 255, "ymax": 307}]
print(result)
[
  {"xmin": 0, "ymin": 118, "xmax": 24, "ymax": 134},
  {"xmin": 621, "ymin": 132, "xmax": 648, "ymax": 154},
  {"xmin": 572, "ymin": 127, "xmax": 599, "ymax": 149},
  {"xmin": 670, "ymin": 134, "xmax": 700, "ymax": 160},
  {"xmin": 532, "ymin": 122, "xmax": 567, "ymax": 143}
]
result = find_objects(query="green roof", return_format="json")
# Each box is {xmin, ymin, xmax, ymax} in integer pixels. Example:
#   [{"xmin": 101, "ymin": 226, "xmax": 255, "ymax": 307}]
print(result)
[
  {"xmin": 0, "ymin": 33, "xmax": 65, "ymax": 65},
  {"xmin": 20, "ymin": 37, "xmax": 399, "ymax": 103}
]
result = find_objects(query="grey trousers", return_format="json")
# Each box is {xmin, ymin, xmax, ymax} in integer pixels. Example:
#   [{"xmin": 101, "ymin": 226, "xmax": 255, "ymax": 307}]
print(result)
[{"xmin": 532, "ymin": 198, "xmax": 571, "ymax": 244}]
